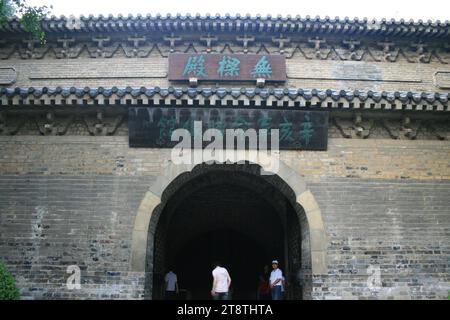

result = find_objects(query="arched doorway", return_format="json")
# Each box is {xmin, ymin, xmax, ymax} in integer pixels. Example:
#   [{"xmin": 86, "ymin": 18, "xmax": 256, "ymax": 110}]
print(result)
[
  {"xmin": 130, "ymin": 157, "xmax": 328, "ymax": 300},
  {"xmin": 148, "ymin": 163, "xmax": 308, "ymax": 300}
]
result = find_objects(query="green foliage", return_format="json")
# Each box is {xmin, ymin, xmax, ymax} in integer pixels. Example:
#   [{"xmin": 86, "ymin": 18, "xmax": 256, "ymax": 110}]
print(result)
[
  {"xmin": 0, "ymin": 0, "xmax": 52, "ymax": 43},
  {"xmin": 20, "ymin": 7, "xmax": 46, "ymax": 43},
  {"xmin": 0, "ymin": 0, "xmax": 13, "ymax": 25},
  {"xmin": 0, "ymin": 261, "xmax": 20, "ymax": 300}
]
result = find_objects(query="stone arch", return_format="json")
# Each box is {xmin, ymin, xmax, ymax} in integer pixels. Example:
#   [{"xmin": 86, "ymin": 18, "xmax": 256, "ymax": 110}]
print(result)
[{"xmin": 130, "ymin": 153, "xmax": 327, "ymax": 298}]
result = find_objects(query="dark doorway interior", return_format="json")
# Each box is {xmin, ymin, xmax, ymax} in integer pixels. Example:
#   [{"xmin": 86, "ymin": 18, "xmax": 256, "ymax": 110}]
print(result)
[
  {"xmin": 174, "ymin": 229, "xmax": 270, "ymax": 299},
  {"xmin": 152, "ymin": 166, "xmax": 301, "ymax": 300}
]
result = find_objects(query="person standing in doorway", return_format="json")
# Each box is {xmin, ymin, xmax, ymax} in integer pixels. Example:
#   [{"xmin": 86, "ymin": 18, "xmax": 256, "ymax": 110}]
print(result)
[
  {"xmin": 211, "ymin": 262, "xmax": 232, "ymax": 300},
  {"xmin": 269, "ymin": 260, "xmax": 283, "ymax": 300},
  {"xmin": 164, "ymin": 269, "xmax": 179, "ymax": 300},
  {"xmin": 257, "ymin": 274, "xmax": 270, "ymax": 300},
  {"xmin": 263, "ymin": 265, "xmax": 270, "ymax": 279}
]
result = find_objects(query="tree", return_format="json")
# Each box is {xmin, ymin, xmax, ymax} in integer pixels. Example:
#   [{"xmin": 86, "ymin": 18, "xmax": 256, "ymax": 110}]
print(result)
[
  {"xmin": 0, "ymin": 0, "xmax": 52, "ymax": 43},
  {"xmin": 0, "ymin": 261, "xmax": 20, "ymax": 300}
]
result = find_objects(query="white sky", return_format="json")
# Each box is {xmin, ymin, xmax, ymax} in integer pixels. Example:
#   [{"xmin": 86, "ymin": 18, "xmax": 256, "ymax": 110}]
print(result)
[{"xmin": 26, "ymin": 0, "xmax": 450, "ymax": 21}]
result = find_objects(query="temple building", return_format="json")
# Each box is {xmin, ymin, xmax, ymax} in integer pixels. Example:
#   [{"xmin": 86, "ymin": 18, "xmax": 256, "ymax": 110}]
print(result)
[{"xmin": 0, "ymin": 14, "xmax": 449, "ymax": 299}]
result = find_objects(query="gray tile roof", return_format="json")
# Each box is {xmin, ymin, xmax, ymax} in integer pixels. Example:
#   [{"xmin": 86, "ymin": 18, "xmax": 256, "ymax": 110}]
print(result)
[
  {"xmin": 1, "ymin": 14, "xmax": 450, "ymax": 38},
  {"xmin": 1, "ymin": 87, "xmax": 448, "ymax": 111}
]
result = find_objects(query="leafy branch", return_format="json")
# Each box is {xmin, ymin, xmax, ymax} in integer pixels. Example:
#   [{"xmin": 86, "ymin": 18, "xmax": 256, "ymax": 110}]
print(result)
[{"xmin": 0, "ymin": 0, "xmax": 52, "ymax": 43}]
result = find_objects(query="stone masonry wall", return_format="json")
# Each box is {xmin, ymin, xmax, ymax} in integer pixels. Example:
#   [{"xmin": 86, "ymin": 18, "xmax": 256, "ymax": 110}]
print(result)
[{"xmin": 0, "ymin": 136, "xmax": 449, "ymax": 299}]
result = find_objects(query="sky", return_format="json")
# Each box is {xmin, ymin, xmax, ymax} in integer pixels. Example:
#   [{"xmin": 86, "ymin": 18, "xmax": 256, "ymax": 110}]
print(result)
[{"xmin": 26, "ymin": 0, "xmax": 450, "ymax": 22}]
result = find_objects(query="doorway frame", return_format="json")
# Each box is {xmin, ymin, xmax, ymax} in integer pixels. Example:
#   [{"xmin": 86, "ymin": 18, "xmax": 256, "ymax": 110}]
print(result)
[{"xmin": 129, "ymin": 155, "xmax": 327, "ymax": 299}]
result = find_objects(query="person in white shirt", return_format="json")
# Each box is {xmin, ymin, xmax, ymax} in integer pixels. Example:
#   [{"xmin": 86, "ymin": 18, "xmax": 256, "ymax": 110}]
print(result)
[
  {"xmin": 164, "ymin": 270, "xmax": 179, "ymax": 300},
  {"xmin": 269, "ymin": 260, "xmax": 283, "ymax": 300},
  {"xmin": 211, "ymin": 262, "xmax": 232, "ymax": 300}
]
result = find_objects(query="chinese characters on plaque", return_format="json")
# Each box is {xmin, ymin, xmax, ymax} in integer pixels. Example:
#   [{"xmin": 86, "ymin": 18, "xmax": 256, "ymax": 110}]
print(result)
[
  {"xmin": 129, "ymin": 54, "xmax": 328, "ymax": 151},
  {"xmin": 129, "ymin": 107, "xmax": 328, "ymax": 150},
  {"xmin": 169, "ymin": 53, "xmax": 286, "ymax": 82}
]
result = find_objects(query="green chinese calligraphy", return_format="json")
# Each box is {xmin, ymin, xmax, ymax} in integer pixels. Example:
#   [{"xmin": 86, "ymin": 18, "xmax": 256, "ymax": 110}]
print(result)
[
  {"xmin": 299, "ymin": 113, "xmax": 314, "ymax": 146},
  {"xmin": 251, "ymin": 56, "xmax": 273, "ymax": 78},
  {"xmin": 217, "ymin": 56, "xmax": 240, "ymax": 77},
  {"xmin": 257, "ymin": 114, "xmax": 273, "ymax": 137},
  {"xmin": 209, "ymin": 119, "xmax": 226, "ymax": 135},
  {"xmin": 279, "ymin": 116, "xmax": 294, "ymax": 143},
  {"xmin": 233, "ymin": 115, "xmax": 250, "ymax": 131},
  {"xmin": 157, "ymin": 115, "xmax": 177, "ymax": 141},
  {"xmin": 182, "ymin": 55, "xmax": 207, "ymax": 77},
  {"xmin": 182, "ymin": 118, "xmax": 195, "ymax": 136},
  {"xmin": 232, "ymin": 115, "xmax": 250, "ymax": 140},
  {"xmin": 257, "ymin": 114, "xmax": 272, "ymax": 129}
]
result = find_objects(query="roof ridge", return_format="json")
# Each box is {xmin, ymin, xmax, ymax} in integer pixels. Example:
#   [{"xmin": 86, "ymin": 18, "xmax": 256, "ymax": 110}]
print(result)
[
  {"xmin": 1, "ymin": 14, "xmax": 450, "ymax": 37},
  {"xmin": 1, "ymin": 86, "xmax": 449, "ymax": 93},
  {"xmin": 2, "ymin": 13, "xmax": 447, "ymax": 25},
  {"xmin": 1, "ymin": 86, "xmax": 448, "ymax": 107}
]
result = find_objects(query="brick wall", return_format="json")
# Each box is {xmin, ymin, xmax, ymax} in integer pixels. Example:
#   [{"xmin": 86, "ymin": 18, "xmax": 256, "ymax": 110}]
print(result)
[
  {"xmin": 0, "ymin": 174, "xmax": 150, "ymax": 299},
  {"xmin": 0, "ymin": 136, "xmax": 448, "ymax": 180},
  {"xmin": 0, "ymin": 136, "xmax": 449, "ymax": 299},
  {"xmin": 309, "ymin": 178, "xmax": 450, "ymax": 299},
  {"xmin": 1, "ymin": 52, "xmax": 450, "ymax": 92}
]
